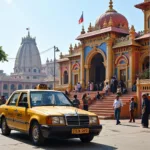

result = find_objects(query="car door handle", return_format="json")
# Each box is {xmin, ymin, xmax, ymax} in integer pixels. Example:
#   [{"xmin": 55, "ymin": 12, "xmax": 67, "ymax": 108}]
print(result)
[
  {"xmin": 14, "ymin": 109, "xmax": 18, "ymax": 112},
  {"xmin": 5, "ymin": 108, "xmax": 8, "ymax": 111}
]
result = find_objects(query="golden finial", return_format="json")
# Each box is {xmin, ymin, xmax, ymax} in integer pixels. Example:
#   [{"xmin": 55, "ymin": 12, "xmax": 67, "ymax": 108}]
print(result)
[
  {"xmin": 69, "ymin": 44, "xmax": 73, "ymax": 51},
  {"xmin": 130, "ymin": 25, "xmax": 135, "ymax": 32},
  {"xmin": 109, "ymin": 0, "xmax": 113, "ymax": 10},
  {"xmin": 129, "ymin": 25, "xmax": 135, "ymax": 40},
  {"xmin": 108, "ymin": 16, "xmax": 113, "ymax": 27},
  {"xmin": 74, "ymin": 44, "xmax": 77, "ymax": 49},
  {"xmin": 106, "ymin": 0, "xmax": 117, "ymax": 12},
  {"xmin": 103, "ymin": 19, "xmax": 108, "ymax": 28},
  {"xmin": 88, "ymin": 22, "xmax": 92, "ymax": 32},
  {"xmin": 81, "ymin": 25, "xmax": 85, "ymax": 34}
]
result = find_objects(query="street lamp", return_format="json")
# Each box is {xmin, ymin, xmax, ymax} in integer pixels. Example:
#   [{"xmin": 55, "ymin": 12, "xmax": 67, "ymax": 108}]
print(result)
[{"xmin": 53, "ymin": 46, "xmax": 60, "ymax": 89}]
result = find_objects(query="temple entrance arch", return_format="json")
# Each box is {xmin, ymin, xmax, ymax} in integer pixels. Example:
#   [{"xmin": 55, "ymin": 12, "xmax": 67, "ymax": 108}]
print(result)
[{"xmin": 89, "ymin": 53, "xmax": 106, "ymax": 83}]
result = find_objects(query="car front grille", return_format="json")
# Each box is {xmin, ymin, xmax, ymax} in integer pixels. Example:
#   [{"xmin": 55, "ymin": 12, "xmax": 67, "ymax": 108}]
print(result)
[{"xmin": 66, "ymin": 115, "xmax": 89, "ymax": 126}]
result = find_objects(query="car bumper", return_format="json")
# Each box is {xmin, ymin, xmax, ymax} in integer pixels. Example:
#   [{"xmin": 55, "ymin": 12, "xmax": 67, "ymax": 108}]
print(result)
[{"xmin": 40, "ymin": 124, "xmax": 102, "ymax": 138}]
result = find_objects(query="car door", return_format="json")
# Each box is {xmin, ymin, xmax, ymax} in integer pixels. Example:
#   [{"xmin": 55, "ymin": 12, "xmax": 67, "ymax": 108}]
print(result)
[
  {"xmin": 6, "ymin": 92, "xmax": 20, "ymax": 128},
  {"xmin": 14, "ymin": 92, "xmax": 29, "ymax": 131}
]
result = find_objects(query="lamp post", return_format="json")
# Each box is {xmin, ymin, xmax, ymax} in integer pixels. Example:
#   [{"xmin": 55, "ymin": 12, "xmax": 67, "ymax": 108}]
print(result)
[{"xmin": 53, "ymin": 46, "xmax": 60, "ymax": 89}]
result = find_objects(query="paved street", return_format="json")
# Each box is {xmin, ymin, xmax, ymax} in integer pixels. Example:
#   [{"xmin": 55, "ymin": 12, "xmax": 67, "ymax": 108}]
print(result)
[{"xmin": 0, "ymin": 120, "xmax": 150, "ymax": 150}]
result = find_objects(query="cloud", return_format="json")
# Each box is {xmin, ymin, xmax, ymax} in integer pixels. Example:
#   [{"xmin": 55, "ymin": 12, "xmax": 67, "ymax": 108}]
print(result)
[{"xmin": 5, "ymin": 0, "xmax": 13, "ymax": 4}]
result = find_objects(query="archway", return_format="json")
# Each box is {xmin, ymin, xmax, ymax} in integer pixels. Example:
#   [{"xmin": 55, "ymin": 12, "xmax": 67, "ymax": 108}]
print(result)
[
  {"xmin": 63, "ymin": 71, "xmax": 68, "ymax": 84},
  {"xmin": 90, "ymin": 53, "xmax": 105, "ymax": 83}
]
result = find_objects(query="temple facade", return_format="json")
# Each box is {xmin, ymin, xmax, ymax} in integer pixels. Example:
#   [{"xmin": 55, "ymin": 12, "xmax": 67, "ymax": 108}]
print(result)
[{"xmin": 57, "ymin": 0, "xmax": 150, "ymax": 91}]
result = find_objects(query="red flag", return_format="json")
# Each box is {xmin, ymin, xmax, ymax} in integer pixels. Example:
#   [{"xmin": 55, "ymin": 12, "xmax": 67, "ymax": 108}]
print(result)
[{"xmin": 79, "ymin": 13, "xmax": 84, "ymax": 24}]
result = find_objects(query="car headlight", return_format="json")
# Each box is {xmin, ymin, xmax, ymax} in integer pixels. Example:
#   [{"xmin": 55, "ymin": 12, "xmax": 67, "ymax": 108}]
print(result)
[
  {"xmin": 89, "ymin": 116, "xmax": 99, "ymax": 125},
  {"xmin": 51, "ymin": 116, "xmax": 65, "ymax": 125}
]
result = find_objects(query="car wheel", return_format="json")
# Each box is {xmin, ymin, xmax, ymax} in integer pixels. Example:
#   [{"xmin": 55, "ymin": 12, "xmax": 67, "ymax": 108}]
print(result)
[
  {"xmin": 1, "ymin": 117, "xmax": 11, "ymax": 136},
  {"xmin": 80, "ymin": 135, "xmax": 94, "ymax": 143},
  {"xmin": 30, "ymin": 121, "xmax": 45, "ymax": 146}
]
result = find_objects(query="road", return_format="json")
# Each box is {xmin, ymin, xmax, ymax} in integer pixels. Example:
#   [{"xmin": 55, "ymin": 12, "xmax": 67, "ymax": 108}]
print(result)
[{"xmin": 0, "ymin": 120, "xmax": 150, "ymax": 150}]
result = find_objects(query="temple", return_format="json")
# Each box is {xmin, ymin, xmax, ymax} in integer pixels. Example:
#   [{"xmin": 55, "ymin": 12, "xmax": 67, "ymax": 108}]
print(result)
[{"xmin": 57, "ymin": 0, "xmax": 150, "ymax": 92}]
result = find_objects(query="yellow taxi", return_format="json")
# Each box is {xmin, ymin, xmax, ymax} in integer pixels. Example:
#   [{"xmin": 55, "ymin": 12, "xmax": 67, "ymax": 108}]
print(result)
[{"xmin": 0, "ymin": 84, "xmax": 102, "ymax": 145}]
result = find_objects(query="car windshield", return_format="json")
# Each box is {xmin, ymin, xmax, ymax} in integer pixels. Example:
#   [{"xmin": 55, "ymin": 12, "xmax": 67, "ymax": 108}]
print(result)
[{"xmin": 30, "ymin": 91, "xmax": 72, "ymax": 107}]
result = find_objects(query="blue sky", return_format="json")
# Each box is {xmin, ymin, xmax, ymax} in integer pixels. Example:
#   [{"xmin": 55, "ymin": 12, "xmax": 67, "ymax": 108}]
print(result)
[{"xmin": 0, "ymin": 0, "xmax": 144, "ymax": 74}]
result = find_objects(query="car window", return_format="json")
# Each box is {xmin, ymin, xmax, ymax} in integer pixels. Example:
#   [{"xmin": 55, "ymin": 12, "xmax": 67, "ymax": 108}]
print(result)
[
  {"xmin": 30, "ymin": 91, "xmax": 72, "ymax": 107},
  {"xmin": 18, "ymin": 93, "xmax": 28, "ymax": 107},
  {"xmin": 8, "ymin": 93, "xmax": 20, "ymax": 106}
]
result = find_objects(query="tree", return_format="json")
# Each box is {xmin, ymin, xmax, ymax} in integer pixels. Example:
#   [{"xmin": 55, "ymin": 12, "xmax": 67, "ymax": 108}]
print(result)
[{"xmin": 0, "ymin": 46, "xmax": 8, "ymax": 62}]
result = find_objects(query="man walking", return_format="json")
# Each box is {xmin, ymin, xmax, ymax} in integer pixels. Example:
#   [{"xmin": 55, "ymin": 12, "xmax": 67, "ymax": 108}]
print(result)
[
  {"xmin": 113, "ymin": 95, "xmax": 123, "ymax": 125},
  {"xmin": 129, "ymin": 97, "xmax": 135, "ymax": 123},
  {"xmin": 141, "ymin": 94, "xmax": 150, "ymax": 128}
]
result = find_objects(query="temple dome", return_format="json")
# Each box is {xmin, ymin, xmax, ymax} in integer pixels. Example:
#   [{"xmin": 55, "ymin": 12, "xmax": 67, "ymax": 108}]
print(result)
[
  {"xmin": 95, "ymin": 0, "xmax": 129, "ymax": 29},
  {"xmin": 14, "ymin": 32, "xmax": 42, "ymax": 73}
]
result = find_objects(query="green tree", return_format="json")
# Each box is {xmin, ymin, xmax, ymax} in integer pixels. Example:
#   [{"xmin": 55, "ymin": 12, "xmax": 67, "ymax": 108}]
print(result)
[{"xmin": 0, "ymin": 46, "xmax": 8, "ymax": 62}]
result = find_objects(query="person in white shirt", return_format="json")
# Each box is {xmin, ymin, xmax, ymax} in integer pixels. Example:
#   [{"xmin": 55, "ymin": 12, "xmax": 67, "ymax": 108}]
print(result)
[{"xmin": 113, "ymin": 95, "xmax": 123, "ymax": 125}]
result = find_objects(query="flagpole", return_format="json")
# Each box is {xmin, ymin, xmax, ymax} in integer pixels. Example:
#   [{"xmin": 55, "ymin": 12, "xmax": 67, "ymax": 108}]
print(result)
[{"xmin": 82, "ymin": 11, "xmax": 84, "ymax": 27}]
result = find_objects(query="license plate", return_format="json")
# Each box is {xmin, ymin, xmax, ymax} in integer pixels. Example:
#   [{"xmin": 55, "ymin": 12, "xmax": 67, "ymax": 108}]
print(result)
[{"xmin": 72, "ymin": 128, "xmax": 89, "ymax": 134}]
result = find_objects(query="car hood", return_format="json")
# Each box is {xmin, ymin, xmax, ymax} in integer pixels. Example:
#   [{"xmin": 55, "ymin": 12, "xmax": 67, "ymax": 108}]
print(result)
[{"xmin": 31, "ymin": 106, "xmax": 96, "ymax": 116}]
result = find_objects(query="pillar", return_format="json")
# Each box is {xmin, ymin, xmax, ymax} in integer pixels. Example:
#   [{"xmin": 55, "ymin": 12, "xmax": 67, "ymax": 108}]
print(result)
[
  {"xmin": 68, "ymin": 60, "xmax": 72, "ymax": 91},
  {"xmin": 85, "ymin": 65, "xmax": 90, "ymax": 86},
  {"xmin": 59, "ymin": 65, "xmax": 62, "ymax": 85},
  {"xmin": 81, "ymin": 42, "xmax": 85, "ymax": 88},
  {"xmin": 136, "ymin": 78, "xmax": 141, "ymax": 117},
  {"xmin": 106, "ymin": 40, "xmax": 113, "ymax": 83}
]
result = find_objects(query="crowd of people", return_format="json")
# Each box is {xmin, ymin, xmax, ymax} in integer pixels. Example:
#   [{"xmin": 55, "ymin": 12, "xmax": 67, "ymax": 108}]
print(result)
[{"xmin": 113, "ymin": 93, "xmax": 150, "ymax": 128}]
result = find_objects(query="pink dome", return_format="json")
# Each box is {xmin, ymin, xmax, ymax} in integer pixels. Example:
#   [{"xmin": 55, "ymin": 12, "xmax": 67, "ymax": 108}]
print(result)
[{"xmin": 95, "ymin": 1, "xmax": 129, "ymax": 29}]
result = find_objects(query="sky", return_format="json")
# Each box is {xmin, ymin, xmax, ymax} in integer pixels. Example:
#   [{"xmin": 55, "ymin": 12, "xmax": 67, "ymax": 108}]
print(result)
[{"xmin": 0, "ymin": 0, "xmax": 144, "ymax": 75}]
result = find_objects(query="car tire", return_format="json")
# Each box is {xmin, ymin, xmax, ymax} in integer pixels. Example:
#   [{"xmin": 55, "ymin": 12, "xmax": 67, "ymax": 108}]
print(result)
[
  {"xmin": 1, "ymin": 117, "xmax": 11, "ymax": 136},
  {"xmin": 30, "ymin": 121, "xmax": 45, "ymax": 146},
  {"xmin": 80, "ymin": 135, "xmax": 94, "ymax": 143}
]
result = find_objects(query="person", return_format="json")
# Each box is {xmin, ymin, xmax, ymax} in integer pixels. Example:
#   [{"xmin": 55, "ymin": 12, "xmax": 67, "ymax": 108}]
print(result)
[
  {"xmin": 113, "ymin": 95, "xmax": 123, "ymax": 125},
  {"xmin": 129, "ymin": 97, "xmax": 135, "ymax": 123},
  {"xmin": 65, "ymin": 90, "xmax": 70, "ymax": 97},
  {"xmin": 87, "ymin": 93, "xmax": 91, "ymax": 101},
  {"xmin": 105, "ymin": 82, "xmax": 110, "ymax": 96},
  {"xmin": 82, "ymin": 93, "xmax": 88, "ymax": 111},
  {"xmin": 141, "ymin": 94, "xmax": 150, "ymax": 128},
  {"xmin": 77, "ymin": 82, "xmax": 82, "ymax": 92},
  {"xmin": 96, "ymin": 92, "xmax": 102, "ymax": 100},
  {"xmin": 72, "ymin": 95, "xmax": 80, "ymax": 108},
  {"xmin": 0, "ymin": 96, "xmax": 6, "ymax": 105},
  {"xmin": 116, "ymin": 86, "xmax": 122, "ymax": 96},
  {"xmin": 132, "ymin": 82, "xmax": 136, "ymax": 92},
  {"xmin": 110, "ymin": 77, "xmax": 114, "ymax": 92}
]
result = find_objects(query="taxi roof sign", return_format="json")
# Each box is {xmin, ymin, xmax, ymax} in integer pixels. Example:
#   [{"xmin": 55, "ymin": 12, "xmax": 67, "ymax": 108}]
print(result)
[{"xmin": 35, "ymin": 84, "xmax": 48, "ymax": 90}]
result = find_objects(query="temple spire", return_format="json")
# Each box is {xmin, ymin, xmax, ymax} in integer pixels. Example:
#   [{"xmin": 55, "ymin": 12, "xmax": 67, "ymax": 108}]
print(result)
[
  {"xmin": 26, "ymin": 28, "xmax": 30, "ymax": 37},
  {"xmin": 106, "ymin": 0, "xmax": 117, "ymax": 12},
  {"xmin": 109, "ymin": 0, "xmax": 113, "ymax": 10}
]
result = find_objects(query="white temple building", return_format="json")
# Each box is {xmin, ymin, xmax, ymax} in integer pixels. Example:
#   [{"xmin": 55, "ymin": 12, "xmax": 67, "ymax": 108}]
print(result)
[{"xmin": 0, "ymin": 32, "xmax": 59, "ymax": 98}]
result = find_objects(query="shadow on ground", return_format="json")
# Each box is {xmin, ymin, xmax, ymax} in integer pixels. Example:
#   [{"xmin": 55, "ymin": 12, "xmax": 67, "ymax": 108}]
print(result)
[{"xmin": 5, "ymin": 132, "xmax": 117, "ymax": 150}]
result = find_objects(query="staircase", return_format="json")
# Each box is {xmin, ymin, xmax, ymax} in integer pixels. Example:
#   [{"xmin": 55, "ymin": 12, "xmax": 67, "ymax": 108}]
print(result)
[{"xmin": 69, "ymin": 91, "xmax": 137, "ymax": 119}]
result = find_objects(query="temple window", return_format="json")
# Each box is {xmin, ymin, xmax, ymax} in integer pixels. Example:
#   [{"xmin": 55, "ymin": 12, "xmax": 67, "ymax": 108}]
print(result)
[
  {"xmin": 18, "ymin": 84, "xmax": 22, "ymax": 90},
  {"xmin": 3, "ymin": 84, "xmax": 8, "ymax": 90},
  {"xmin": 11, "ymin": 84, "xmax": 15, "ymax": 90},
  {"xmin": 25, "ymin": 85, "xmax": 29, "ymax": 89},
  {"xmin": 33, "ymin": 69, "xmax": 37, "ymax": 73},
  {"xmin": 33, "ymin": 76, "xmax": 37, "ymax": 79},
  {"xmin": 63, "ymin": 71, "xmax": 68, "ymax": 84}
]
